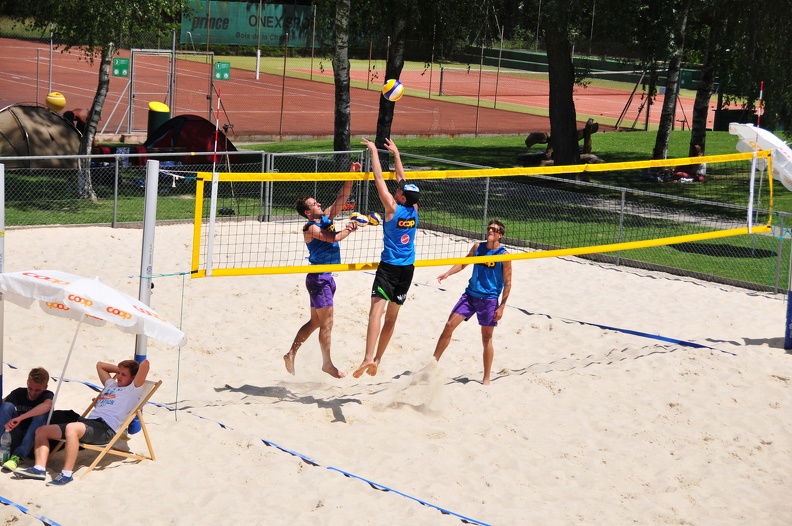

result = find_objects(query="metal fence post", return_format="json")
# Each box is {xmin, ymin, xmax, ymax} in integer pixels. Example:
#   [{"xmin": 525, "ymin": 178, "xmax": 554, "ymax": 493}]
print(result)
[
  {"xmin": 785, "ymin": 241, "xmax": 792, "ymax": 349},
  {"xmin": 617, "ymin": 189, "xmax": 626, "ymax": 266},
  {"xmin": 774, "ymin": 237, "xmax": 784, "ymax": 294},
  {"xmin": 0, "ymin": 163, "xmax": 5, "ymax": 397},
  {"xmin": 482, "ymin": 177, "xmax": 491, "ymax": 234},
  {"xmin": 112, "ymin": 157, "xmax": 120, "ymax": 227}
]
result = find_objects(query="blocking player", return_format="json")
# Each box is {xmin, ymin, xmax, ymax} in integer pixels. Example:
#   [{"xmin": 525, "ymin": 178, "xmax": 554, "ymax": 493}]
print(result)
[{"xmin": 354, "ymin": 138, "xmax": 420, "ymax": 378}]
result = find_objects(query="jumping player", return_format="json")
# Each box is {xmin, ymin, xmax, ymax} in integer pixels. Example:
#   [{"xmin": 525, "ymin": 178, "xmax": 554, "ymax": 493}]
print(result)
[{"xmin": 354, "ymin": 138, "xmax": 419, "ymax": 378}]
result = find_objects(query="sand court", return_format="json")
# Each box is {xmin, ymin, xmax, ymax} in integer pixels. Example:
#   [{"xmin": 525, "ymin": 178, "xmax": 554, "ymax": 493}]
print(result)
[{"xmin": 0, "ymin": 223, "xmax": 790, "ymax": 525}]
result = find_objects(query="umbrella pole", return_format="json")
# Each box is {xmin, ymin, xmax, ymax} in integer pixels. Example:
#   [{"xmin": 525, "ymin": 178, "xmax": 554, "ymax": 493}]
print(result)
[
  {"xmin": 1, "ymin": 163, "xmax": 5, "ymax": 398},
  {"xmin": 47, "ymin": 318, "xmax": 83, "ymax": 425}
]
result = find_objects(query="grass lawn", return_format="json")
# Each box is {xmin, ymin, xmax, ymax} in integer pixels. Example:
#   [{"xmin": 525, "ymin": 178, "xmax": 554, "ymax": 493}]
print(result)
[
  {"xmin": 242, "ymin": 130, "xmax": 739, "ymax": 163},
  {"xmin": 241, "ymin": 130, "xmax": 792, "ymax": 214}
]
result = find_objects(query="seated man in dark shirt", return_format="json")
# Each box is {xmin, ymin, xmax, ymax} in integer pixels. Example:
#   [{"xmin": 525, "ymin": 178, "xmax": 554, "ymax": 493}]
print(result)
[{"xmin": 0, "ymin": 367, "xmax": 53, "ymax": 473}]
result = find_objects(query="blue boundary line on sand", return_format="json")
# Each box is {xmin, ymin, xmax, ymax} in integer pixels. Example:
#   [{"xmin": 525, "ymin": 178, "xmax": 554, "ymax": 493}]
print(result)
[
  {"xmin": 326, "ymin": 466, "xmax": 490, "ymax": 525},
  {"xmin": 186, "ymin": 412, "xmax": 487, "ymax": 524},
  {"xmin": 510, "ymin": 306, "xmax": 736, "ymax": 355},
  {"xmin": 0, "ymin": 495, "xmax": 63, "ymax": 526},
  {"xmin": 389, "ymin": 271, "xmax": 734, "ymax": 356}
]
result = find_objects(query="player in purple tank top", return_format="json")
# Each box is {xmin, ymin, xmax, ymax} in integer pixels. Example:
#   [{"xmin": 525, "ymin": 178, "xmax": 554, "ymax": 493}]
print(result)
[{"xmin": 285, "ymin": 162, "xmax": 360, "ymax": 378}]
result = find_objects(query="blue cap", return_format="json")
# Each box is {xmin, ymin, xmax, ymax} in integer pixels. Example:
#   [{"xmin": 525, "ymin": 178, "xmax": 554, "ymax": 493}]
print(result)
[
  {"xmin": 398, "ymin": 180, "xmax": 420, "ymax": 205},
  {"xmin": 399, "ymin": 180, "xmax": 420, "ymax": 193}
]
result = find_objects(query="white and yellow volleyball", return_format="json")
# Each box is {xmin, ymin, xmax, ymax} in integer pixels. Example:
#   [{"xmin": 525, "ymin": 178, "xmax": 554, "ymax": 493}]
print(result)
[
  {"xmin": 350, "ymin": 212, "xmax": 369, "ymax": 227},
  {"xmin": 368, "ymin": 212, "xmax": 382, "ymax": 226},
  {"xmin": 382, "ymin": 79, "xmax": 404, "ymax": 102}
]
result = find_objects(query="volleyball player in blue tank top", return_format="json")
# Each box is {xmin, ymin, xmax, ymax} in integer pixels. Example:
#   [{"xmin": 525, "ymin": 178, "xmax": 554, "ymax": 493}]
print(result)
[
  {"xmin": 432, "ymin": 219, "xmax": 512, "ymax": 385},
  {"xmin": 354, "ymin": 138, "xmax": 420, "ymax": 378},
  {"xmin": 285, "ymin": 165, "xmax": 360, "ymax": 379}
]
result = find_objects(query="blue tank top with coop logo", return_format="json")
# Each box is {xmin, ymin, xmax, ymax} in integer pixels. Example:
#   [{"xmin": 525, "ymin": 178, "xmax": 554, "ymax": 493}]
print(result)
[{"xmin": 381, "ymin": 204, "xmax": 418, "ymax": 265}]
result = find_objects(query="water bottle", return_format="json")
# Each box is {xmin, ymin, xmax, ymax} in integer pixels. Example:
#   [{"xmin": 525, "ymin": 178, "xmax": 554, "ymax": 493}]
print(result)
[{"xmin": 0, "ymin": 430, "xmax": 11, "ymax": 463}]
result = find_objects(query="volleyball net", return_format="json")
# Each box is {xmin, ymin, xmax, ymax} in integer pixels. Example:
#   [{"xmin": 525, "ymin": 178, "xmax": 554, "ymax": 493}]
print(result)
[{"xmin": 189, "ymin": 150, "xmax": 773, "ymax": 280}]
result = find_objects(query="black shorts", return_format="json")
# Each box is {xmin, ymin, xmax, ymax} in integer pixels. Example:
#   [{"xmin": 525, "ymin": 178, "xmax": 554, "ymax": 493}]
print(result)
[
  {"xmin": 56, "ymin": 417, "xmax": 116, "ymax": 445},
  {"xmin": 372, "ymin": 261, "xmax": 414, "ymax": 305}
]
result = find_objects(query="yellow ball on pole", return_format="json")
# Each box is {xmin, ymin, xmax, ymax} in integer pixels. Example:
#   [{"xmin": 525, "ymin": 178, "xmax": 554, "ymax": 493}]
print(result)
[{"xmin": 45, "ymin": 92, "xmax": 67, "ymax": 111}]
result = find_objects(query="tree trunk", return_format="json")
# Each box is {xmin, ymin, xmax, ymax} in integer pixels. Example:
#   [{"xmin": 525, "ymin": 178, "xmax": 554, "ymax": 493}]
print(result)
[
  {"xmin": 332, "ymin": 0, "xmax": 352, "ymax": 170},
  {"xmin": 375, "ymin": 12, "xmax": 407, "ymax": 153},
  {"xmin": 689, "ymin": 54, "xmax": 715, "ymax": 156},
  {"xmin": 653, "ymin": 55, "xmax": 682, "ymax": 160},
  {"xmin": 544, "ymin": 22, "xmax": 579, "ymax": 166},
  {"xmin": 78, "ymin": 43, "xmax": 114, "ymax": 201},
  {"xmin": 689, "ymin": 4, "xmax": 726, "ymax": 157},
  {"xmin": 652, "ymin": 0, "xmax": 691, "ymax": 160}
]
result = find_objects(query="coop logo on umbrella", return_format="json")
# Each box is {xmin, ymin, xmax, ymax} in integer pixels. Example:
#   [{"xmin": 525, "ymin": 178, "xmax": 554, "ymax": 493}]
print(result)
[
  {"xmin": 67, "ymin": 294, "xmax": 93, "ymax": 307},
  {"xmin": 134, "ymin": 304, "xmax": 170, "ymax": 323},
  {"xmin": 22, "ymin": 272, "xmax": 70, "ymax": 285},
  {"xmin": 44, "ymin": 302, "xmax": 69, "ymax": 311},
  {"xmin": 106, "ymin": 306, "xmax": 133, "ymax": 320}
]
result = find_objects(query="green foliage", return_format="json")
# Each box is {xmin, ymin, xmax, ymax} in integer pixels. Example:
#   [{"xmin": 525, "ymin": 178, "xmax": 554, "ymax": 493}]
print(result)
[
  {"xmin": 0, "ymin": 17, "xmax": 48, "ymax": 38},
  {"xmin": 2, "ymin": 0, "xmax": 187, "ymax": 61},
  {"xmin": 502, "ymin": 26, "xmax": 536, "ymax": 50},
  {"xmin": 712, "ymin": 0, "xmax": 792, "ymax": 133}
]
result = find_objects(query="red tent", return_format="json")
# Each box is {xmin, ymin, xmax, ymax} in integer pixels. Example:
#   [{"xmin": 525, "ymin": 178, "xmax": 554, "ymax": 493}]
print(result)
[{"xmin": 143, "ymin": 114, "xmax": 238, "ymax": 165}]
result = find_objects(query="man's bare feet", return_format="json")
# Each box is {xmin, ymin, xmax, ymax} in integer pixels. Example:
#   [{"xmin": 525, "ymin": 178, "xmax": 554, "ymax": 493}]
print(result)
[
  {"xmin": 352, "ymin": 362, "xmax": 377, "ymax": 378},
  {"xmin": 322, "ymin": 364, "xmax": 346, "ymax": 379},
  {"xmin": 283, "ymin": 353, "xmax": 295, "ymax": 375},
  {"xmin": 367, "ymin": 360, "xmax": 380, "ymax": 376}
]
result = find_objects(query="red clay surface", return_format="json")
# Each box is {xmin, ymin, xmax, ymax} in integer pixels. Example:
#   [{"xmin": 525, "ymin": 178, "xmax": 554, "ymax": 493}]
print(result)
[{"xmin": 0, "ymin": 37, "xmax": 707, "ymax": 141}]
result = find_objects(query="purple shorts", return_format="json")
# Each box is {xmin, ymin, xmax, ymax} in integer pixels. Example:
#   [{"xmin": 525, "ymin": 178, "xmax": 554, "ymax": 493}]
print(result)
[
  {"xmin": 451, "ymin": 293, "xmax": 499, "ymax": 327},
  {"xmin": 306, "ymin": 273, "xmax": 336, "ymax": 309}
]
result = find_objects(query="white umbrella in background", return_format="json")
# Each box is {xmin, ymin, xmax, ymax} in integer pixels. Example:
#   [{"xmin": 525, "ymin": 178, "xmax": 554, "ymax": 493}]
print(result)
[
  {"xmin": 0, "ymin": 269, "xmax": 186, "ymax": 420},
  {"xmin": 729, "ymin": 122, "xmax": 792, "ymax": 191}
]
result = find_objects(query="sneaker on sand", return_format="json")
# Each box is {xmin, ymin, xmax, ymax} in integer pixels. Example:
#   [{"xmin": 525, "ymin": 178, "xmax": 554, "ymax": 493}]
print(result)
[
  {"xmin": 2, "ymin": 454, "xmax": 21, "ymax": 472},
  {"xmin": 13, "ymin": 466, "xmax": 45, "ymax": 480},
  {"xmin": 46, "ymin": 473, "xmax": 74, "ymax": 486}
]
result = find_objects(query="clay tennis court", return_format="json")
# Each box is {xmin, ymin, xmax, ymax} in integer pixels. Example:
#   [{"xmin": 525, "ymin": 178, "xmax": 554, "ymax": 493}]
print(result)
[{"xmin": 0, "ymin": 37, "xmax": 706, "ymax": 141}]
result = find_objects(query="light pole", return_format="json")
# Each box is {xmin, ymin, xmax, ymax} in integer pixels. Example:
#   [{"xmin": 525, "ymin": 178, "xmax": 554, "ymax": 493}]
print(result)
[
  {"xmin": 589, "ymin": 1, "xmax": 596, "ymax": 56},
  {"xmin": 535, "ymin": 0, "xmax": 542, "ymax": 51}
]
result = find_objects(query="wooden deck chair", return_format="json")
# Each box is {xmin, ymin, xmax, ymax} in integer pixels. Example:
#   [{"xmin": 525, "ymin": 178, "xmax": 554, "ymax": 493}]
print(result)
[{"xmin": 51, "ymin": 379, "xmax": 162, "ymax": 478}]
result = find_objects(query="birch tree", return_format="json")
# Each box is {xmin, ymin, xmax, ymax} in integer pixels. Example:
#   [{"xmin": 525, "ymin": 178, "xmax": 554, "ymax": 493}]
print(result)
[{"xmin": 1, "ymin": 0, "xmax": 185, "ymax": 199}]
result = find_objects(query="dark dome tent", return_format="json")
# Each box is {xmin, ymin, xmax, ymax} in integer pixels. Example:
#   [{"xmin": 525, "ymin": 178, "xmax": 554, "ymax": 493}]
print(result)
[
  {"xmin": 143, "ymin": 114, "xmax": 239, "ymax": 165},
  {"xmin": 0, "ymin": 104, "xmax": 80, "ymax": 169}
]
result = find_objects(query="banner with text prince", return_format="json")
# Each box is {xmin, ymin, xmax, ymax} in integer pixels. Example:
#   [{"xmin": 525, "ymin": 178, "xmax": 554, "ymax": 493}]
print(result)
[{"xmin": 182, "ymin": 1, "xmax": 312, "ymax": 47}]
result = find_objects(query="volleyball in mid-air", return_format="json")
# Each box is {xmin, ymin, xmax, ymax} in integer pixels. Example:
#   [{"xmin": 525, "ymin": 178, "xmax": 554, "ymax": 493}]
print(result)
[
  {"xmin": 382, "ymin": 79, "xmax": 404, "ymax": 102},
  {"xmin": 46, "ymin": 92, "xmax": 67, "ymax": 111},
  {"xmin": 350, "ymin": 212, "xmax": 369, "ymax": 227},
  {"xmin": 368, "ymin": 212, "xmax": 382, "ymax": 226}
]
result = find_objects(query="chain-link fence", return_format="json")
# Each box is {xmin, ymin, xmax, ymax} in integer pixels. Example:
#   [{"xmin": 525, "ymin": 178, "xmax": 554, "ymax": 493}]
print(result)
[
  {"xmin": 4, "ymin": 149, "xmax": 785, "ymax": 293},
  {"xmin": 0, "ymin": 19, "xmax": 676, "ymax": 140},
  {"xmin": 0, "ymin": 150, "xmax": 263, "ymax": 226}
]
